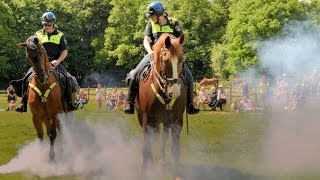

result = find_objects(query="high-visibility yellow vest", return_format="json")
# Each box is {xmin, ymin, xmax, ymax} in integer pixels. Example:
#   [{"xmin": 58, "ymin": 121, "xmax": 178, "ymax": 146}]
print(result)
[
  {"xmin": 35, "ymin": 30, "xmax": 63, "ymax": 45},
  {"xmin": 150, "ymin": 17, "xmax": 177, "ymax": 34}
]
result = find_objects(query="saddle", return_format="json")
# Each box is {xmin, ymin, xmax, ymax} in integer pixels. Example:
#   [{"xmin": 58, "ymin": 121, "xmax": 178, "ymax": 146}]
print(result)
[
  {"xmin": 10, "ymin": 69, "xmax": 79, "ymax": 101},
  {"xmin": 125, "ymin": 63, "xmax": 151, "ymax": 86}
]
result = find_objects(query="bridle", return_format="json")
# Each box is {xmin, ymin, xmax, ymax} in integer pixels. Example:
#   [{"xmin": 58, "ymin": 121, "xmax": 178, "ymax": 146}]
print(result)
[
  {"xmin": 26, "ymin": 41, "xmax": 51, "ymax": 85},
  {"xmin": 150, "ymin": 46, "xmax": 182, "ymax": 109}
]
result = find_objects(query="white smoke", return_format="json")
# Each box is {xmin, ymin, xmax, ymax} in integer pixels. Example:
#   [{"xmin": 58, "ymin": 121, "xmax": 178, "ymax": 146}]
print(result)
[
  {"xmin": 257, "ymin": 20, "xmax": 320, "ymax": 175},
  {"xmin": 0, "ymin": 112, "xmax": 142, "ymax": 179}
]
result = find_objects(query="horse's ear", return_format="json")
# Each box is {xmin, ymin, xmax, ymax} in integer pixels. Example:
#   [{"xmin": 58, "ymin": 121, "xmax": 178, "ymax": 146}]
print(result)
[
  {"xmin": 17, "ymin": 42, "xmax": 27, "ymax": 47},
  {"xmin": 179, "ymin": 34, "xmax": 184, "ymax": 45},
  {"xmin": 165, "ymin": 36, "xmax": 171, "ymax": 48},
  {"xmin": 34, "ymin": 37, "xmax": 39, "ymax": 44}
]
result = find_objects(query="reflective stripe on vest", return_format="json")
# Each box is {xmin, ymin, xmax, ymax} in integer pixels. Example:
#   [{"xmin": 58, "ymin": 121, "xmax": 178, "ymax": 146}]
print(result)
[
  {"xmin": 35, "ymin": 30, "xmax": 63, "ymax": 45},
  {"xmin": 151, "ymin": 17, "xmax": 176, "ymax": 34}
]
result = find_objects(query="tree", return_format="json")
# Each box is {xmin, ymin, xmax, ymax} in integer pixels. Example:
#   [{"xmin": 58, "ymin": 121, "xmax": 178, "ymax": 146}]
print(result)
[
  {"xmin": 223, "ymin": 0, "xmax": 306, "ymax": 78},
  {"xmin": 0, "ymin": 1, "xmax": 26, "ymax": 83},
  {"xmin": 166, "ymin": 0, "xmax": 229, "ymax": 79},
  {"xmin": 96, "ymin": 0, "xmax": 147, "ymax": 71}
]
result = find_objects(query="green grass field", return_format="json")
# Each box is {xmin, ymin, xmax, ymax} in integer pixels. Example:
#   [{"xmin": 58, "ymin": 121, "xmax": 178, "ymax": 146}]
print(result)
[{"xmin": 0, "ymin": 90, "xmax": 320, "ymax": 180}]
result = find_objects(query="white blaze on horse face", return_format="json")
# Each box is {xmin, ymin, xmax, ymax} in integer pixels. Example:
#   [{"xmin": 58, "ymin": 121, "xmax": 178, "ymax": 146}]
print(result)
[{"xmin": 171, "ymin": 57, "xmax": 181, "ymax": 99}]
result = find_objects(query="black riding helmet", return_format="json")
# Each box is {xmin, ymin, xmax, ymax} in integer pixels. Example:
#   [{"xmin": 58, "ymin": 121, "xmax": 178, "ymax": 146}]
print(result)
[
  {"xmin": 145, "ymin": 1, "xmax": 165, "ymax": 18},
  {"xmin": 41, "ymin": 12, "xmax": 56, "ymax": 25}
]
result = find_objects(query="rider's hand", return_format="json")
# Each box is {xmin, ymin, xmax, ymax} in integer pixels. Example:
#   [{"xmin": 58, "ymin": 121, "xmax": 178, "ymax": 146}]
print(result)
[
  {"xmin": 148, "ymin": 51, "xmax": 153, "ymax": 55},
  {"xmin": 51, "ymin": 60, "xmax": 60, "ymax": 67}
]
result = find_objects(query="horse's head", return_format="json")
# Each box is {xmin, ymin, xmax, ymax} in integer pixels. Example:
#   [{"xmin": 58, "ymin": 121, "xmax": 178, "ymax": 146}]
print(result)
[
  {"xmin": 153, "ymin": 33, "xmax": 184, "ymax": 99},
  {"xmin": 18, "ymin": 36, "xmax": 49, "ymax": 84}
]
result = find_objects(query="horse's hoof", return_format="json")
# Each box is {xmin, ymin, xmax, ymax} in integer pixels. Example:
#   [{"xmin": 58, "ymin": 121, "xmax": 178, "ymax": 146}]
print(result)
[
  {"xmin": 49, "ymin": 151, "xmax": 55, "ymax": 161},
  {"xmin": 158, "ymin": 159, "xmax": 166, "ymax": 167}
]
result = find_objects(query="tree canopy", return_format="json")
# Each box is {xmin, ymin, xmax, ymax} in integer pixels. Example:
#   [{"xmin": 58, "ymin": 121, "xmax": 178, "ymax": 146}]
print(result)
[{"xmin": 0, "ymin": 0, "xmax": 319, "ymax": 88}]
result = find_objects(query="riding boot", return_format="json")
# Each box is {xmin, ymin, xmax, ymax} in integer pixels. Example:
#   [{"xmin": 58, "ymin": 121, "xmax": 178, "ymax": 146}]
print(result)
[
  {"xmin": 66, "ymin": 76, "xmax": 78, "ymax": 111},
  {"xmin": 16, "ymin": 92, "xmax": 28, "ymax": 113},
  {"xmin": 184, "ymin": 64, "xmax": 200, "ymax": 115},
  {"xmin": 124, "ymin": 78, "xmax": 137, "ymax": 114}
]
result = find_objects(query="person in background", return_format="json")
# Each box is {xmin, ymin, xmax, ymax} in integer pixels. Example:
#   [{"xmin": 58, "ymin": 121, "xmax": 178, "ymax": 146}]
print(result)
[
  {"xmin": 214, "ymin": 85, "xmax": 227, "ymax": 111},
  {"xmin": 6, "ymin": 85, "xmax": 16, "ymax": 111},
  {"xmin": 78, "ymin": 90, "xmax": 88, "ymax": 110},
  {"xmin": 124, "ymin": 1, "xmax": 199, "ymax": 115},
  {"xmin": 197, "ymin": 86, "xmax": 209, "ymax": 110},
  {"xmin": 8, "ymin": 100, "xmax": 16, "ymax": 111},
  {"xmin": 208, "ymin": 86, "xmax": 218, "ymax": 110},
  {"xmin": 96, "ymin": 84, "xmax": 105, "ymax": 111}
]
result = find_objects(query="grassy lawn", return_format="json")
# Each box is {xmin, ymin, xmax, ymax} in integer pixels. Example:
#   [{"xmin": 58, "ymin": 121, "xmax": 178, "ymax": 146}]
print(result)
[{"xmin": 0, "ymin": 90, "xmax": 319, "ymax": 180}]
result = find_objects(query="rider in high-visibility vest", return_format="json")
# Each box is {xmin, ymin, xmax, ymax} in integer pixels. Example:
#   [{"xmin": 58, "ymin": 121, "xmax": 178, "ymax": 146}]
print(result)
[
  {"xmin": 124, "ymin": 1, "xmax": 200, "ymax": 115},
  {"xmin": 14, "ymin": 12, "xmax": 78, "ymax": 112}
]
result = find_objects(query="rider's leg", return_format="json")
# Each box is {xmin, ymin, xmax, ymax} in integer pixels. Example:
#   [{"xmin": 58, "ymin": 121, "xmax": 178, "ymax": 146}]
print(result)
[
  {"xmin": 184, "ymin": 64, "xmax": 200, "ymax": 114},
  {"xmin": 124, "ymin": 54, "xmax": 152, "ymax": 114},
  {"xmin": 57, "ymin": 65, "xmax": 78, "ymax": 111},
  {"xmin": 15, "ymin": 68, "xmax": 33, "ymax": 113}
]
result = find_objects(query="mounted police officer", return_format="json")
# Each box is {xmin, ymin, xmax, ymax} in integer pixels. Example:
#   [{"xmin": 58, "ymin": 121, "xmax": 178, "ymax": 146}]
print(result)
[
  {"xmin": 124, "ymin": 1, "xmax": 200, "ymax": 115},
  {"xmin": 13, "ymin": 11, "xmax": 78, "ymax": 112}
]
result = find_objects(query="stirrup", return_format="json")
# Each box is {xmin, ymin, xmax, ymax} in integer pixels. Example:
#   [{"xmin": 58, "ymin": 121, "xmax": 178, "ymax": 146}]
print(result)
[
  {"xmin": 15, "ymin": 104, "xmax": 27, "ymax": 113},
  {"xmin": 124, "ymin": 102, "xmax": 134, "ymax": 114},
  {"xmin": 187, "ymin": 103, "xmax": 200, "ymax": 115},
  {"xmin": 68, "ymin": 101, "xmax": 78, "ymax": 111}
]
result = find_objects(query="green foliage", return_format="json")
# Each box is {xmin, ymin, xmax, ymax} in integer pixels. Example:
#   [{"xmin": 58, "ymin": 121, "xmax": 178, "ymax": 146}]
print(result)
[
  {"xmin": 224, "ymin": 0, "xmax": 307, "ymax": 77},
  {"xmin": 96, "ymin": 0, "xmax": 147, "ymax": 70},
  {"xmin": 1, "ymin": 0, "xmax": 320, "ymax": 86},
  {"xmin": 0, "ymin": 1, "xmax": 27, "ymax": 81},
  {"xmin": 166, "ymin": 0, "xmax": 229, "ymax": 79}
]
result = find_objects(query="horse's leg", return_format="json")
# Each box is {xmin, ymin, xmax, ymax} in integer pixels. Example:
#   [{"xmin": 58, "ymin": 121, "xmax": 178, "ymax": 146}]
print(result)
[
  {"xmin": 32, "ymin": 116, "xmax": 44, "ymax": 141},
  {"xmin": 159, "ymin": 125, "xmax": 169, "ymax": 167},
  {"xmin": 44, "ymin": 117, "xmax": 57, "ymax": 161},
  {"xmin": 142, "ymin": 125, "xmax": 154, "ymax": 173},
  {"xmin": 171, "ymin": 123, "xmax": 182, "ymax": 179}
]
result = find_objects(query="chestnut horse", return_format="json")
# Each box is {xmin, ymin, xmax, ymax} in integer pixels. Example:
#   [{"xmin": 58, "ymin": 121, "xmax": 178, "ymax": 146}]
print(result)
[
  {"xmin": 18, "ymin": 36, "xmax": 64, "ymax": 161},
  {"xmin": 135, "ymin": 33, "xmax": 186, "ymax": 179},
  {"xmin": 199, "ymin": 77, "xmax": 219, "ymax": 88}
]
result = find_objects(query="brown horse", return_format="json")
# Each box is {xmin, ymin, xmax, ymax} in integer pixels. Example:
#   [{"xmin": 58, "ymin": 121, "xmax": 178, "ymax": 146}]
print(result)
[
  {"xmin": 135, "ymin": 33, "xmax": 186, "ymax": 179},
  {"xmin": 199, "ymin": 77, "xmax": 219, "ymax": 88},
  {"xmin": 18, "ymin": 36, "xmax": 64, "ymax": 161}
]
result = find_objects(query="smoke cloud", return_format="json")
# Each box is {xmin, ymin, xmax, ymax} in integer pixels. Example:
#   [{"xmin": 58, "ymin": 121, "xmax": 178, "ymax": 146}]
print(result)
[
  {"xmin": 0, "ymin": 113, "xmax": 142, "ymax": 179},
  {"xmin": 256, "ymin": 20, "xmax": 320, "ymax": 175}
]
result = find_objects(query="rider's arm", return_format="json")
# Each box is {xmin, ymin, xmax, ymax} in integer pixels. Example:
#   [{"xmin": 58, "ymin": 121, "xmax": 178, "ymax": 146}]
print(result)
[
  {"xmin": 57, "ymin": 49, "xmax": 68, "ymax": 63},
  {"xmin": 143, "ymin": 36, "xmax": 153, "ymax": 54},
  {"xmin": 52, "ymin": 34, "xmax": 68, "ymax": 66},
  {"xmin": 143, "ymin": 21, "xmax": 153, "ymax": 54}
]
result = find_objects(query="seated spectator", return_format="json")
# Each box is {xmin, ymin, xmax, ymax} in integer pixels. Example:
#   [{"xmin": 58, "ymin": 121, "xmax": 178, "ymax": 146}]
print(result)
[
  {"xmin": 7, "ymin": 85, "xmax": 16, "ymax": 110},
  {"xmin": 231, "ymin": 99, "xmax": 241, "ymax": 112},
  {"xmin": 110, "ymin": 90, "xmax": 118, "ymax": 110},
  {"xmin": 78, "ymin": 90, "xmax": 88, "ymax": 110},
  {"xmin": 208, "ymin": 86, "xmax": 218, "ymax": 110},
  {"xmin": 7, "ymin": 100, "xmax": 16, "ymax": 111},
  {"xmin": 116, "ymin": 89, "xmax": 126, "ymax": 110},
  {"xmin": 239, "ymin": 95, "xmax": 255, "ymax": 111},
  {"xmin": 197, "ymin": 86, "xmax": 209, "ymax": 110},
  {"xmin": 284, "ymin": 94, "xmax": 298, "ymax": 111},
  {"xmin": 106, "ymin": 92, "xmax": 114, "ymax": 110},
  {"xmin": 214, "ymin": 85, "xmax": 227, "ymax": 111}
]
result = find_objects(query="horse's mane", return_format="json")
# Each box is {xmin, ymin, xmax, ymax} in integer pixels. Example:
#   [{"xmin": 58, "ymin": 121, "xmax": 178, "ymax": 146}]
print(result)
[{"xmin": 152, "ymin": 33, "xmax": 184, "ymax": 65}]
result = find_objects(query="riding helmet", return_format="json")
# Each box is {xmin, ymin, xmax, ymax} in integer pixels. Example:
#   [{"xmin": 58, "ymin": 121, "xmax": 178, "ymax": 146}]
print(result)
[
  {"xmin": 41, "ymin": 12, "xmax": 56, "ymax": 25},
  {"xmin": 145, "ymin": 1, "xmax": 165, "ymax": 18}
]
